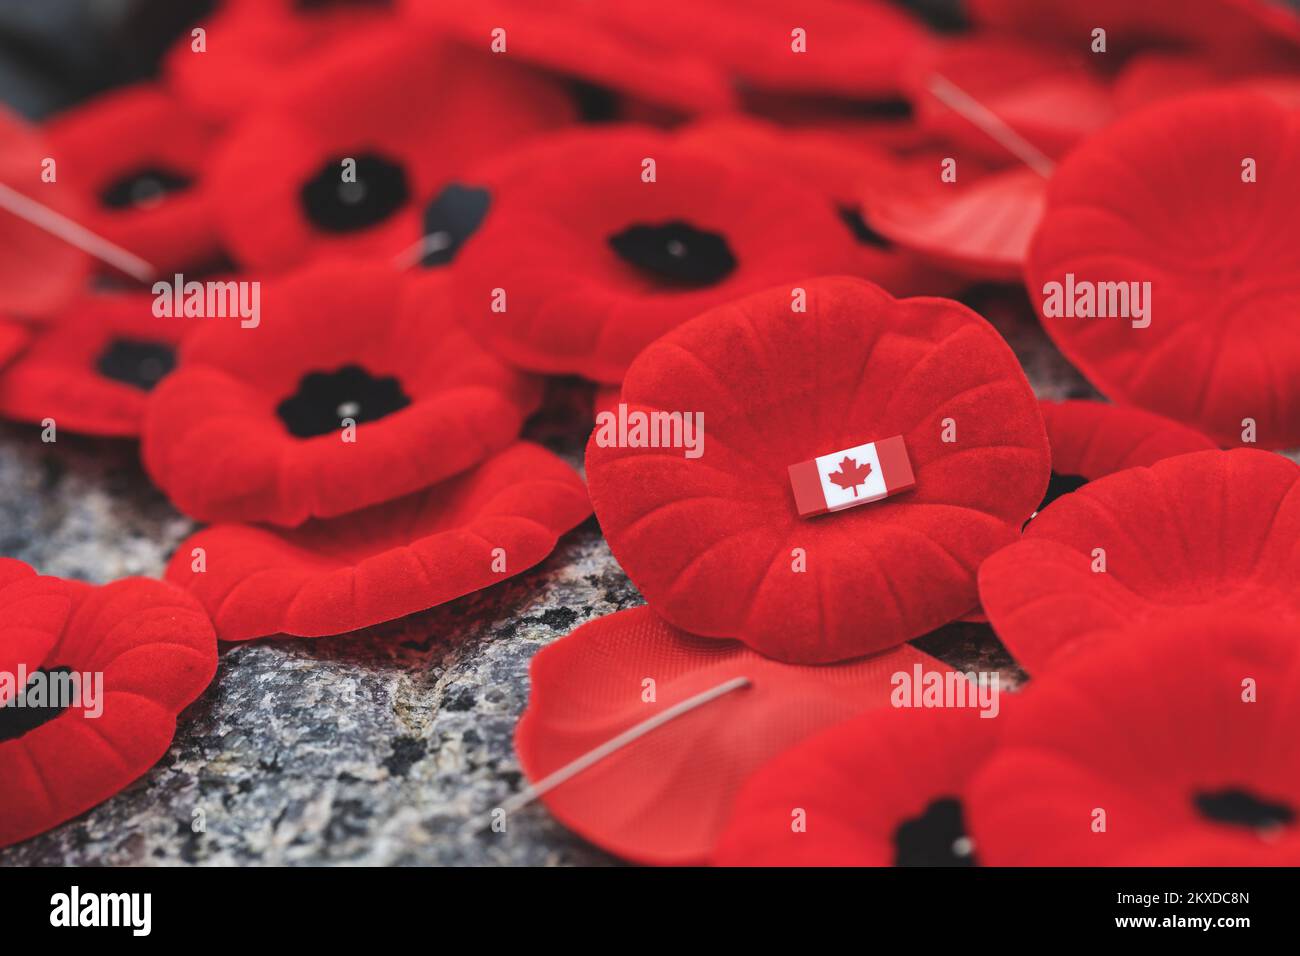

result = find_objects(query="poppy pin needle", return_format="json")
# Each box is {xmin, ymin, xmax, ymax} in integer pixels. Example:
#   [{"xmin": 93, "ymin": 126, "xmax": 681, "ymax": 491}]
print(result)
[
  {"xmin": 0, "ymin": 181, "xmax": 157, "ymax": 283},
  {"xmin": 392, "ymin": 230, "xmax": 452, "ymax": 270},
  {"xmin": 472, "ymin": 675, "xmax": 753, "ymax": 835},
  {"xmin": 927, "ymin": 74, "xmax": 1056, "ymax": 179}
]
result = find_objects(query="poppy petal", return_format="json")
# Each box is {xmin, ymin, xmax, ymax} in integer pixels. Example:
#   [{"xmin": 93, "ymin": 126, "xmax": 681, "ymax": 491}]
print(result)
[
  {"xmin": 967, "ymin": 613, "xmax": 1300, "ymax": 865},
  {"xmin": 165, "ymin": 442, "xmax": 591, "ymax": 641},
  {"xmin": 0, "ymin": 577, "xmax": 216, "ymax": 848},
  {"xmin": 142, "ymin": 263, "xmax": 541, "ymax": 525},
  {"xmin": 979, "ymin": 448, "xmax": 1300, "ymax": 674},
  {"xmin": 586, "ymin": 276, "xmax": 1050, "ymax": 663},
  {"xmin": 1025, "ymin": 89, "xmax": 1300, "ymax": 447},
  {"xmin": 0, "ymin": 562, "xmax": 72, "ymax": 708},
  {"xmin": 515, "ymin": 605, "xmax": 947, "ymax": 865},
  {"xmin": 714, "ymin": 704, "xmax": 1001, "ymax": 866}
]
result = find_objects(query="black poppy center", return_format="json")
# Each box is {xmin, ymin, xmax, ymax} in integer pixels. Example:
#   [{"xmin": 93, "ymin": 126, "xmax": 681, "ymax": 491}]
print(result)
[
  {"xmin": 838, "ymin": 205, "xmax": 893, "ymax": 249},
  {"xmin": 608, "ymin": 221, "xmax": 737, "ymax": 287},
  {"xmin": 300, "ymin": 153, "xmax": 409, "ymax": 233},
  {"xmin": 100, "ymin": 166, "xmax": 194, "ymax": 210},
  {"xmin": 276, "ymin": 364, "xmax": 411, "ymax": 438},
  {"xmin": 893, "ymin": 796, "xmax": 977, "ymax": 866},
  {"xmin": 417, "ymin": 183, "xmax": 491, "ymax": 267},
  {"xmin": 0, "ymin": 667, "xmax": 73, "ymax": 743},
  {"xmin": 95, "ymin": 338, "xmax": 176, "ymax": 390},
  {"xmin": 294, "ymin": 0, "xmax": 392, "ymax": 11},
  {"xmin": 1194, "ymin": 788, "xmax": 1296, "ymax": 834}
]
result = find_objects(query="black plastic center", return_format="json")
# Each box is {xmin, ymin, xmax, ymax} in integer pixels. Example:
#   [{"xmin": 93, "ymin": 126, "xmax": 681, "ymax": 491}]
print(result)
[
  {"xmin": 95, "ymin": 338, "xmax": 176, "ymax": 390},
  {"xmin": 100, "ymin": 167, "xmax": 193, "ymax": 210},
  {"xmin": 1194, "ymin": 788, "xmax": 1295, "ymax": 833},
  {"xmin": 418, "ymin": 184, "xmax": 491, "ymax": 267},
  {"xmin": 608, "ymin": 221, "xmax": 737, "ymax": 287},
  {"xmin": 0, "ymin": 667, "xmax": 74, "ymax": 742},
  {"xmin": 893, "ymin": 796, "xmax": 977, "ymax": 866},
  {"xmin": 300, "ymin": 153, "xmax": 409, "ymax": 233},
  {"xmin": 276, "ymin": 364, "xmax": 411, "ymax": 438}
]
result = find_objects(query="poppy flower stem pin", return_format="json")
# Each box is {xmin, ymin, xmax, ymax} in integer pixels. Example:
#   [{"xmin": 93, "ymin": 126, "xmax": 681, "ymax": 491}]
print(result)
[
  {"xmin": 484, "ymin": 676, "xmax": 751, "ymax": 831},
  {"xmin": 927, "ymin": 74, "xmax": 1055, "ymax": 178}
]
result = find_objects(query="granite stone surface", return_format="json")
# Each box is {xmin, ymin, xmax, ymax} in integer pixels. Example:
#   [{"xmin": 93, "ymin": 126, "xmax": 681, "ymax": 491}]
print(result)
[{"xmin": 0, "ymin": 293, "xmax": 1087, "ymax": 866}]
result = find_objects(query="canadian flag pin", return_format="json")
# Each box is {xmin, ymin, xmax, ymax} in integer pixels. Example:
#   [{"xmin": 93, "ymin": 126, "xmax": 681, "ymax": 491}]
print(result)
[{"xmin": 787, "ymin": 435, "xmax": 916, "ymax": 518}]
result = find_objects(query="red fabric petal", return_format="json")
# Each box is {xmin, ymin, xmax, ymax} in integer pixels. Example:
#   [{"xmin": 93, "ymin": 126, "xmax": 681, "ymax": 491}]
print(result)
[
  {"xmin": 166, "ymin": 442, "xmax": 591, "ymax": 641},
  {"xmin": 979, "ymin": 448, "xmax": 1300, "ymax": 675},
  {"xmin": 0, "ymin": 107, "xmax": 89, "ymax": 318},
  {"xmin": 586, "ymin": 277, "xmax": 1049, "ymax": 663},
  {"xmin": 206, "ymin": 24, "xmax": 575, "ymax": 272},
  {"xmin": 0, "ymin": 321, "xmax": 29, "ymax": 371},
  {"xmin": 454, "ymin": 127, "xmax": 864, "ymax": 383},
  {"xmin": 967, "ymin": 613, "xmax": 1300, "ymax": 865},
  {"xmin": 0, "ymin": 576, "xmax": 216, "ymax": 848},
  {"xmin": 143, "ymin": 262, "xmax": 541, "ymax": 525},
  {"xmin": 0, "ymin": 561, "xmax": 71, "ymax": 708},
  {"xmin": 1026, "ymin": 90, "xmax": 1300, "ymax": 447},
  {"xmin": 515, "ymin": 605, "xmax": 946, "ymax": 865},
  {"xmin": 44, "ymin": 84, "xmax": 224, "ymax": 274},
  {"xmin": 1041, "ymin": 399, "xmax": 1218, "ymax": 481},
  {"xmin": 714, "ymin": 705, "xmax": 1001, "ymax": 866},
  {"xmin": 0, "ymin": 290, "xmax": 189, "ymax": 436}
]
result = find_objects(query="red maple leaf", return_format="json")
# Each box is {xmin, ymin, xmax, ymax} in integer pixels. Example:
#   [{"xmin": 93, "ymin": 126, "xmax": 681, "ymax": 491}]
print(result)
[{"xmin": 828, "ymin": 455, "xmax": 873, "ymax": 496}]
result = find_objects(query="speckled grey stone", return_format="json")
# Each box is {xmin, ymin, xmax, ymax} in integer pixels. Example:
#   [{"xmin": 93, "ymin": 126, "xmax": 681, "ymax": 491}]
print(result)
[{"xmin": 0, "ymin": 298, "xmax": 1079, "ymax": 865}]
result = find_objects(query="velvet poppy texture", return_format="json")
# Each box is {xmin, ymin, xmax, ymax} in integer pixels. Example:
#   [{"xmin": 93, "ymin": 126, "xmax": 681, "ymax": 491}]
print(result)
[
  {"xmin": 515, "ymin": 605, "xmax": 948, "ymax": 865},
  {"xmin": 452, "ymin": 127, "xmax": 865, "ymax": 383},
  {"xmin": 1026, "ymin": 89, "xmax": 1300, "ymax": 448},
  {"xmin": 206, "ymin": 25, "xmax": 575, "ymax": 272},
  {"xmin": 142, "ymin": 263, "xmax": 541, "ymax": 526},
  {"xmin": 0, "ymin": 575, "xmax": 216, "ymax": 849},
  {"xmin": 586, "ymin": 277, "xmax": 1050, "ymax": 663},
  {"xmin": 967, "ymin": 615, "xmax": 1300, "ymax": 865},
  {"xmin": 0, "ymin": 560, "xmax": 70, "ymax": 709},
  {"xmin": 979, "ymin": 449, "xmax": 1300, "ymax": 675},
  {"xmin": 0, "ymin": 291, "xmax": 189, "ymax": 437},
  {"xmin": 165, "ymin": 442, "xmax": 591, "ymax": 641},
  {"xmin": 714, "ymin": 705, "xmax": 1001, "ymax": 866},
  {"xmin": 45, "ymin": 84, "xmax": 224, "ymax": 275}
]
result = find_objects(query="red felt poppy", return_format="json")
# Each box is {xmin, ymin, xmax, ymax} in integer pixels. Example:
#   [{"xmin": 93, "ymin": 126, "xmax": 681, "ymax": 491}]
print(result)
[
  {"xmin": 585, "ymin": 277, "xmax": 1050, "ymax": 663},
  {"xmin": 979, "ymin": 448, "xmax": 1300, "ymax": 675},
  {"xmin": 1035, "ymin": 399, "xmax": 1217, "ymax": 514},
  {"xmin": 906, "ymin": 36, "xmax": 1115, "ymax": 163},
  {"xmin": 0, "ymin": 560, "xmax": 71, "ymax": 709},
  {"xmin": 0, "ymin": 321, "xmax": 28, "ymax": 371},
  {"xmin": 0, "ymin": 575, "xmax": 216, "ymax": 848},
  {"xmin": 165, "ymin": 442, "xmax": 591, "ymax": 641},
  {"xmin": 205, "ymin": 24, "xmax": 575, "ymax": 273},
  {"xmin": 599, "ymin": 0, "xmax": 935, "ymax": 99},
  {"xmin": 515, "ymin": 605, "xmax": 947, "ymax": 865},
  {"xmin": 45, "ymin": 84, "xmax": 224, "ymax": 275},
  {"xmin": 0, "ymin": 107, "xmax": 89, "ymax": 318},
  {"xmin": 407, "ymin": 0, "xmax": 736, "ymax": 116},
  {"xmin": 142, "ymin": 262, "xmax": 542, "ymax": 526},
  {"xmin": 451, "ymin": 127, "xmax": 865, "ymax": 383},
  {"xmin": 164, "ymin": 0, "xmax": 402, "ymax": 123},
  {"xmin": 1025, "ymin": 90, "xmax": 1300, "ymax": 448},
  {"xmin": 1114, "ymin": 52, "xmax": 1300, "ymax": 114},
  {"xmin": 714, "ymin": 704, "xmax": 1002, "ymax": 866},
  {"xmin": 0, "ymin": 290, "xmax": 189, "ymax": 437},
  {"xmin": 967, "ymin": 614, "xmax": 1300, "ymax": 865}
]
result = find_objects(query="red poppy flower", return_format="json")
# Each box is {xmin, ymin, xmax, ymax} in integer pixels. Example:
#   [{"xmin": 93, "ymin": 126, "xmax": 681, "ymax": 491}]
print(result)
[
  {"xmin": 0, "ymin": 575, "xmax": 216, "ymax": 848},
  {"xmin": 452, "ymin": 127, "xmax": 865, "ymax": 383},
  {"xmin": 1025, "ymin": 90, "xmax": 1300, "ymax": 447},
  {"xmin": 205, "ymin": 25, "xmax": 575, "ymax": 273},
  {"xmin": 45, "ymin": 84, "xmax": 224, "ymax": 275},
  {"xmin": 0, "ymin": 290, "xmax": 189, "ymax": 437},
  {"xmin": 142, "ymin": 262, "xmax": 542, "ymax": 526},
  {"xmin": 967, "ymin": 614, "xmax": 1300, "ymax": 865},
  {"xmin": 714, "ymin": 705, "xmax": 1002, "ymax": 866},
  {"xmin": 0, "ymin": 321, "xmax": 28, "ymax": 371},
  {"xmin": 165, "ymin": 442, "xmax": 591, "ymax": 642},
  {"xmin": 0, "ymin": 107, "xmax": 89, "ymax": 318},
  {"xmin": 1114, "ymin": 52, "xmax": 1300, "ymax": 114},
  {"xmin": 1035, "ymin": 399, "xmax": 1217, "ymax": 514},
  {"xmin": 599, "ymin": 0, "xmax": 935, "ymax": 99},
  {"xmin": 906, "ymin": 36, "xmax": 1114, "ymax": 163},
  {"xmin": 515, "ymin": 605, "xmax": 947, "ymax": 865},
  {"xmin": 979, "ymin": 449, "xmax": 1300, "ymax": 675},
  {"xmin": 0, "ymin": 560, "xmax": 71, "ymax": 709},
  {"xmin": 407, "ymin": 0, "xmax": 736, "ymax": 116},
  {"xmin": 585, "ymin": 277, "xmax": 1050, "ymax": 663},
  {"xmin": 164, "ymin": 0, "xmax": 401, "ymax": 123}
]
